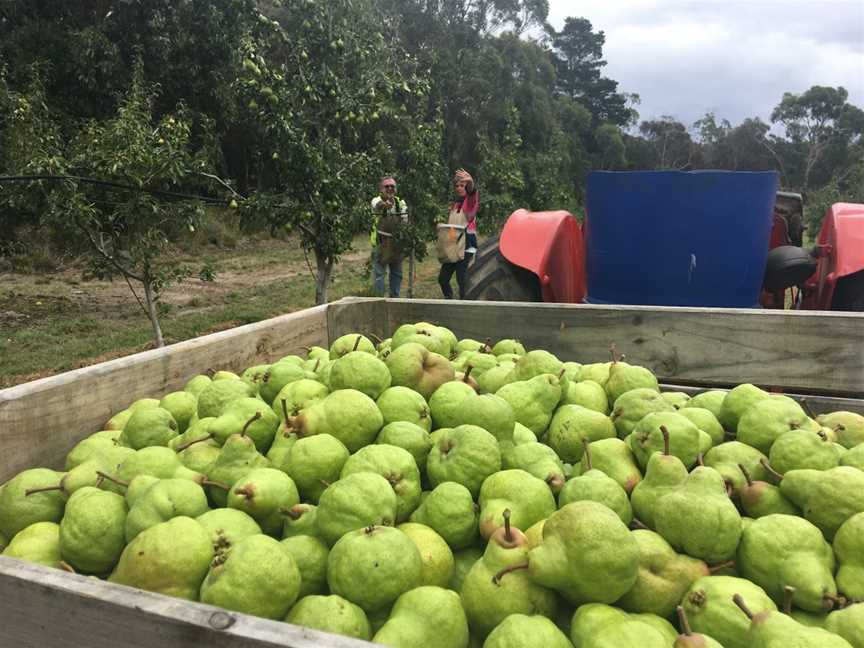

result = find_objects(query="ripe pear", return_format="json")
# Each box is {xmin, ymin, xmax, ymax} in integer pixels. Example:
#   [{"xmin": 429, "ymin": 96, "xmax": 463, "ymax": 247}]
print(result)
[
  {"xmin": 65, "ymin": 430, "xmax": 124, "ymax": 470},
  {"xmin": 717, "ymin": 383, "xmax": 769, "ymax": 432},
  {"xmin": 502, "ymin": 442, "xmax": 566, "ymax": 492},
  {"xmin": 817, "ymin": 411, "xmax": 864, "ymax": 448},
  {"xmin": 227, "ymin": 468, "xmax": 299, "ymax": 536},
  {"xmin": 834, "ymin": 512, "xmax": 864, "ymax": 601},
  {"xmin": 484, "ymin": 613, "xmax": 572, "ymax": 648},
  {"xmin": 731, "ymin": 592, "xmax": 853, "ymax": 648},
  {"xmin": 491, "ymin": 338, "xmax": 525, "ymax": 356},
  {"xmin": 196, "ymin": 378, "xmax": 257, "ymax": 418},
  {"xmin": 373, "ymin": 586, "xmax": 469, "ymax": 648},
  {"xmin": 547, "ymin": 404, "xmax": 616, "ymax": 463},
  {"xmin": 196, "ymin": 508, "xmax": 261, "ymax": 555},
  {"xmin": 558, "ymin": 439, "xmax": 632, "ymax": 524},
  {"xmin": 611, "ymin": 388, "xmax": 675, "ymax": 438},
  {"xmin": 681, "ymin": 575, "xmax": 777, "ymax": 648},
  {"xmin": 629, "ymin": 413, "xmax": 709, "ymax": 469},
  {"xmin": 825, "ymin": 603, "xmax": 864, "ymax": 648},
  {"xmin": 769, "ymin": 429, "xmax": 839, "ymax": 473},
  {"xmin": 426, "ymin": 425, "xmax": 502, "ymax": 498},
  {"xmin": 376, "ymin": 422, "xmax": 433, "ymax": 473},
  {"xmin": 512, "ymin": 422, "xmax": 538, "ymax": 444},
  {"xmin": 617, "ymin": 530, "xmax": 709, "ymax": 617},
  {"xmin": 461, "ymin": 513, "xmax": 557, "ymax": 638},
  {"xmin": 606, "ymin": 361, "xmax": 659, "ymax": 401},
  {"xmin": 240, "ymin": 363, "xmax": 271, "ymax": 389},
  {"xmin": 281, "ymin": 433, "xmax": 348, "ymax": 503},
  {"xmin": 392, "ymin": 323, "xmax": 451, "ymax": 356},
  {"xmin": 376, "ymin": 386, "xmax": 432, "ymax": 431},
  {"xmin": 259, "ymin": 361, "xmax": 314, "ymax": 404},
  {"xmin": 2, "ymin": 521, "xmax": 62, "ymax": 568},
  {"xmin": 281, "ymin": 534, "xmax": 329, "ymax": 597},
  {"xmin": 496, "ymin": 374, "xmax": 562, "ymax": 435},
  {"xmin": 285, "ymin": 594, "xmax": 371, "ymax": 640},
  {"xmin": 737, "ymin": 463, "xmax": 799, "ymax": 517},
  {"xmin": 409, "ymin": 481, "xmax": 479, "ymax": 550},
  {"xmin": 562, "ymin": 379, "xmax": 609, "ymax": 414},
  {"xmin": 327, "ymin": 525, "xmax": 422, "ymax": 614},
  {"xmin": 329, "ymin": 350, "xmax": 392, "ymax": 399},
  {"xmin": 121, "ymin": 406, "xmax": 179, "ymax": 449},
  {"xmin": 662, "ymin": 391, "xmax": 691, "ymax": 409},
  {"xmin": 290, "ymin": 388, "xmax": 383, "ymax": 453},
  {"xmin": 429, "ymin": 381, "xmax": 477, "ymax": 429},
  {"xmin": 272, "ymin": 378, "xmax": 329, "ymax": 422},
  {"xmin": 110, "ymin": 516, "xmax": 213, "ymax": 600},
  {"xmin": 125, "ymin": 478, "xmax": 209, "ymax": 542},
  {"xmin": 779, "ymin": 467, "xmax": 864, "ymax": 539},
  {"xmin": 477, "ymin": 363, "xmax": 517, "ymax": 394},
  {"xmin": 396, "ymin": 522, "xmax": 454, "ymax": 588},
  {"xmin": 840, "ymin": 443, "xmax": 864, "ymax": 470},
  {"xmin": 569, "ymin": 603, "xmax": 677, "ymax": 648},
  {"xmin": 736, "ymin": 396, "xmax": 811, "ymax": 454},
  {"xmin": 703, "ymin": 441, "xmax": 769, "ymax": 496},
  {"xmin": 330, "ymin": 333, "xmax": 376, "ymax": 359},
  {"xmin": 205, "ymin": 432, "xmax": 269, "ymax": 505},
  {"xmin": 341, "ymin": 444, "xmax": 422, "ymax": 521},
  {"xmin": 572, "ymin": 438, "xmax": 642, "ymax": 494},
  {"xmin": 209, "ymin": 398, "xmax": 279, "ymax": 452},
  {"xmin": 386, "ymin": 342, "xmax": 455, "ymax": 399},
  {"xmin": 316, "ymin": 472, "xmax": 398, "ymax": 545},
  {"xmin": 457, "ymin": 338, "xmax": 486, "ymax": 353},
  {"xmin": 59, "ymin": 487, "xmax": 127, "ymax": 574},
  {"xmin": 183, "ymin": 374, "xmax": 212, "ymax": 398},
  {"xmin": 477, "ymin": 469, "xmax": 556, "ymax": 539},
  {"xmin": 0, "ymin": 468, "xmax": 66, "ymax": 539},
  {"xmin": 684, "ymin": 390, "xmax": 727, "ymax": 419},
  {"xmin": 159, "ymin": 391, "xmax": 197, "ymax": 434},
  {"xmin": 630, "ymin": 428, "xmax": 688, "ymax": 528},
  {"xmin": 529, "ymin": 501, "xmax": 639, "ymax": 605},
  {"xmin": 451, "ymin": 392, "xmax": 516, "ymax": 445},
  {"xmin": 673, "ymin": 606, "xmax": 724, "ymax": 648},
  {"xmin": 450, "ymin": 546, "xmax": 483, "ymax": 592},
  {"xmin": 579, "ymin": 361, "xmax": 612, "ymax": 387},
  {"xmin": 281, "ymin": 502, "xmax": 319, "ymax": 538},
  {"xmin": 677, "ymin": 407, "xmax": 725, "ymax": 446}
]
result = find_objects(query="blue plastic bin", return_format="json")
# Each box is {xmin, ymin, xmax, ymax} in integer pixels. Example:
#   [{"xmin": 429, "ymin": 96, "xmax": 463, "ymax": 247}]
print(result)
[{"xmin": 585, "ymin": 170, "xmax": 779, "ymax": 307}]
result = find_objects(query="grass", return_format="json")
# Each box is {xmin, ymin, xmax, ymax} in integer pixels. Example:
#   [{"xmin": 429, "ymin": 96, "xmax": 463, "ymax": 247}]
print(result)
[{"xmin": 0, "ymin": 235, "xmax": 448, "ymax": 388}]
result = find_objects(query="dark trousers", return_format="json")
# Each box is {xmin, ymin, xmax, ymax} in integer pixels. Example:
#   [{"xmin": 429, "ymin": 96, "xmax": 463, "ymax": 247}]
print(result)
[{"xmin": 439, "ymin": 233, "xmax": 477, "ymax": 299}]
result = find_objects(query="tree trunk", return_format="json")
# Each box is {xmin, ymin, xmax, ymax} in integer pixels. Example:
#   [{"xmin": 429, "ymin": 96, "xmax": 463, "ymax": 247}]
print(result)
[
  {"xmin": 141, "ymin": 278, "xmax": 165, "ymax": 348},
  {"xmin": 314, "ymin": 249, "xmax": 334, "ymax": 305}
]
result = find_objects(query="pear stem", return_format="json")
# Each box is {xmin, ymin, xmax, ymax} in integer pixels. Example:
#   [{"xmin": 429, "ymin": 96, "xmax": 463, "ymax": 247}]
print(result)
[
  {"xmin": 708, "ymin": 560, "xmax": 736, "ymax": 574},
  {"xmin": 201, "ymin": 479, "xmax": 230, "ymax": 491},
  {"xmin": 463, "ymin": 365, "xmax": 474, "ymax": 382},
  {"xmin": 783, "ymin": 585, "xmax": 795, "ymax": 615},
  {"xmin": 369, "ymin": 333, "xmax": 383, "ymax": 344},
  {"xmin": 738, "ymin": 464, "xmax": 753, "ymax": 487},
  {"xmin": 660, "ymin": 425, "xmax": 670, "ymax": 456},
  {"xmin": 281, "ymin": 506, "xmax": 302, "ymax": 520},
  {"xmin": 629, "ymin": 519, "xmax": 650, "ymax": 531},
  {"xmin": 491, "ymin": 562, "xmax": 529, "ymax": 585},
  {"xmin": 175, "ymin": 434, "xmax": 213, "ymax": 452},
  {"xmin": 799, "ymin": 398, "xmax": 816, "ymax": 419},
  {"xmin": 823, "ymin": 593, "xmax": 847, "ymax": 610},
  {"xmin": 319, "ymin": 479, "xmax": 331, "ymax": 488},
  {"xmin": 206, "ymin": 367, "xmax": 216, "ymax": 378},
  {"xmin": 609, "ymin": 342, "xmax": 618, "ymax": 364},
  {"xmin": 241, "ymin": 411, "xmax": 262, "ymax": 437},
  {"xmin": 696, "ymin": 453, "xmax": 704, "ymax": 467},
  {"xmin": 733, "ymin": 594, "xmax": 754, "ymax": 620},
  {"xmin": 281, "ymin": 398, "xmax": 290, "ymax": 423},
  {"xmin": 676, "ymin": 606, "xmax": 692, "ymax": 636},
  {"xmin": 503, "ymin": 508, "xmax": 512, "ymax": 542},
  {"xmin": 353, "ymin": 335, "xmax": 362, "ymax": 351},
  {"xmin": 95, "ymin": 471, "xmax": 129, "ymax": 488},
  {"xmin": 25, "ymin": 484, "xmax": 64, "ymax": 496},
  {"xmin": 234, "ymin": 485, "xmax": 254, "ymax": 499},
  {"xmin": 59, "ymin": 561, "xmax": 76, "ymax": 574},
  {"xmin": 484, "ymin": 337, "xmax": 493, "ymax": 353},
  {"xmin": 760, "ymin": 458, "xmax": 784, "ymax": 482},
  {"xmin": 581, "ymin": 437, "xmax": 592, "ymax": 471}
]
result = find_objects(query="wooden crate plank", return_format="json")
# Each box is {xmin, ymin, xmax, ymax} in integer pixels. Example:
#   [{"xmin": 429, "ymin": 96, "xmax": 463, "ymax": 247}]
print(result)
[
  {"xmin": 326, "ymin": 297, "xmax": 388, "ymax": 343},
  {"xmin": 0, "ymin": 557, "xmax": 373, "ymax": 648},
  {"xmin": 384, "ymin": 300, "xmax": 864, "ymax": 397},
  {"xmin": 0, "ymin": 306, "xmax": 328, "ymax": 482}
]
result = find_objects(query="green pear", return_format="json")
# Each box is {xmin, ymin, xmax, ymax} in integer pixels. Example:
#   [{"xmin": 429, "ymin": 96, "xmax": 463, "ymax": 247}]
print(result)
[
  {"xmin": 281, "ymin": 533, "xmax": 329, "ymax": 597},
  {"xmin": 611, "ymin": 388, "xmax": 675, "ymax": 438},
  {"xmin": 121, "ymin": 406, "xmax": 179, "ymax": 449},
  {"xmin": 477, "ymin": 469, "xmax": 556, "ymax": 540},
  {"xmin": 502, "ymin": 442, "xmax": 566, "ymax": 493},
  {"xmin": 2, "ymin": 521, "xmax": 62, "ymax": 568},
  {"xmin": 509, "ymin": 349, "xmax": 563, "ymax": 382},
  {"xmin": 177, "ymin": 438, "xmax": 221, "ymax": 475},
  {"xmin": 736, "ymin": 396, "xmax": 811, "ymax": 454},
  {"xmin": 373, "ymin": 586, "xmax": 469, "ymax": 648},
  {"xmin": 558, "ymin": 439, "xmax": 632, "ymax": 525},
  {"xmin": 547, "ymin": 404, "xmax": 616, "ymax": 463},
  {"xmin": 227, "ymin": 468, "xmax": 299, "ymax": 536},
  {"xmin": 429, "ymin": 381, "xmax": 477, "ymax": 429},
  {"xmin": 376, "ymin": 422, "xmax": 433, "ymax": 473},
  {"xmin": 617, "ymin": 530, "xmax": 709, "ymax": 617},
  {"xmin": 184, "ymin": 374, "xmax": 212, "ymax": 398},
  {"xmin": 529, "ymin": 501, "xmax": 639, "ymax": 605},
  {"xmin": 731, "ymin": 593, "xmax": 853, "ymax": 648},
  {"xmin": 109, "ymin": 516, "xmax": 213, "ymax": 600},
  {"xmin": 283, "ymin": 433, "xmax": 349, "ymax": 503},
  {"xmin": 457, "ymin": 338, "xmax": 486, "ymax": 354},
  {"xmin": 281, "ymin": 503, "xmax": 319, "ymax": 538},
  {"xmin": 834, "ymin": 512, "xmax": 864, "ymax": 601},
  {"xmin": 738, "ymin": 463, "xmax": 799, "ymax": 517},
  {"xmin": 769, "ymin": 429, "xmax": 839, "ymax": 473},
  {"xmin": 825, "ymin": 603, "xmax": 864, "ymax": 648},
  {"xmin": 562, "ymin": 379, "xmax": 609, "ymax": 414},
  {"xmin": 205, "ymin": 433, "xmax": 270, "ymax": 507},
  {"xmin": 329, "ymin": 350, "xmax": 392, "ymax": 399},
  {"xmin": 272, "ymin": 378, "xmax": 329, "ymax": 422},
  {"xmin": 655, "ymin": 466, "xmax": 742, "ymax": 562},
  {"xmin": 105, "ymin": 409, "xmax": 134, "ymax": 431},
  {"xmin": 738, "ymin": 514, "xmax": 837, "ymax": 612},
  {"xmin": 684, "ymin": 390, "xmax": 727, "ymax": 419},
  {"xmin": 290, "ymin": 389, "xmax": 383, "ymax": 453},
  {"xmin": 817, "ymin": 411, "xmax": 864, "ymax": 449},
  {"xmin": 496, "ymin": 374, "xmax": 562, "ymax": 435},
  {"xmin": 605, "ymin": 361, "xmax": 659, "ymax": 402},
  {"xmin": 451, "ymin": 393, "xmax": 516, "ymax": 445},
  {"xmin": 330, "ymin": 333, "xmax": 376, "ymax": 359},
  {"xmin": 461, "ymin": 515, "xmax": 557, "ymax": 638},
  {"xmin": 0, "ymin": 468, "xmax": 66, "ymax": 539},
  {"xmin": 213, "ymin": 370, "xmax": 241, "ymax": 380},
  {"xmin": 630, "ymin": 428, "xmax": 688, "ymax": 529},
  {"xmin": 159, "ymin": 391, "xmax": 198, "ymax": 434},
  {"xmin": 677, "ymin": 407, "xmax": 726, "ymax": 446},
  {"xmin": 484, "ymin": 613, "xmax": 572, "ymax": 648},
  {"xmin": 259, "ymin": 361, "xmax": 313, "ymax": 404},
  {"xmin": 662, "ymin": 391, "xmax": 692, "ymax": 409},
  {"xmin": 59, "ymin": 487, "xmax": 127, "ymax": 574},
  {"xmin": 409, "ymin": 482, "xmax": 479, "ymax": 550},
  {"xmin": 477, "ymin": 363, "xmax": 517, "ymax": 394},
  {"xmin": 681, "ymin": 575, "xmax": 777, "ymax": 648},
  {"xmin": 199, "ymin": 534, "xmax": 300, "ymax": 619},
  {"xmin": 718, "ymin": 383, "xmax": 770, "ymax": 432},
  {"xmin": 672, "ymin": 606, "xmax": 725, "ymax": 648},
  {"xmin": 377, "ymin": 386, "xmax": 432, "ymax": 431},
  {"xmin": 65, "ymin": 430, "xmax": 123, "ymax": 470},
  {"xmin": 426, "ymin": 425, "xmax": 502, "ymax": 498},
  {"xmin": 209, "ymin": 398, "xmax": 279, "ymax": 453},
  {"xmin": 386, "ymin": 342, "xmax": 455, "ymax": 400},
  {"xmin": 316, "ymin": 472, "xmax": 398, "ymax": 545},
  {"xmin": 327, "ymin": 525, "xmax": 422, "ymax": 613},
  {"xmin": 285, "ymin": 594, "xmax": 371, "ymax": 640},
  {"xmin": 196, "ymin": 508, "xmax": 262, "ymax": 555},
  {"xmin": 629, "ymin": 413, "xmax": 708, "ymax": 469},
  {"xmin": 572, "ymin": 438, "xmax": 642, "ymax": 494},
  {"xmin": 125, "ymin": 478, "xmax": 209, "ymax": 542},
  {"xmin": 579, "ymin": 361, "xmax": 612, "ymax": 387},
  {"xmin": 240, "ymin": 363, "xmax": 271, "ymax": 388},
  {"xmin": 196, "ymin": 378, "xmax": 257, "ymax": 418},
  {"xmin": 341, "ymin": 444, "xmax": 422, "ymax": 521},
  {"xmin": 569, "ymin": 603, "xmax": 677, "ymax": 648},
  {"xmin": 703, "ymin": 441, "xmax": 769, "ymax": 496},
  {"xmin": 264, "ymin": 427, "xmax": 299, "ymax": 472},
  {"xmin": 512, "ymin": 422, "xmax": 538, "ymax": 445},
  {"xmin": 397, "ymin": 522, "xmax": 455, "ymax": 588},
  {"xmin": 492, "ymin": 339, "xmax": 526, "ymax": 356},
  {"xmin": 392, "ymin": 323, "xmax": 451, "ymax": 356},
  {"xmin": 779, "ymin": 467, "xmax": 864, "ymax": 539},
  {"xmin": 449, "ymin": 546, "xmax": 483, "ymax": 592}
]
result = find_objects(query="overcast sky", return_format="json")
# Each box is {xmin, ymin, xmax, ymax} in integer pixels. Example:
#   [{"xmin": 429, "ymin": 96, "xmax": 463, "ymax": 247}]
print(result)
[{"xmin": 547, "ymin": 0, "xmax": 864, "ymax": 131}]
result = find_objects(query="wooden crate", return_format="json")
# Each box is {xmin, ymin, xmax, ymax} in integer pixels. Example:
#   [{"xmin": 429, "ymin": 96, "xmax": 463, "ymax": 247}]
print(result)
[{"xmin": 1, "ymin": 298, "xmax": 863, "ymax": 647}]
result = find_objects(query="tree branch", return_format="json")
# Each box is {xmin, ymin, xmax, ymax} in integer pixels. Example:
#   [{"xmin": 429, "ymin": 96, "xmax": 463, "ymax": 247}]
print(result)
[{"xmin": 73, "ymin": 212, "xmax": 146, "ymax": 282}]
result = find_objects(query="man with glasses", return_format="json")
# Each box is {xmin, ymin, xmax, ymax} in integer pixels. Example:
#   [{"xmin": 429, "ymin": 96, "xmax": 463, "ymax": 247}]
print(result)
[{"xmin": 370, "ymin": 175, "xmax": 408, "ymax": 298}]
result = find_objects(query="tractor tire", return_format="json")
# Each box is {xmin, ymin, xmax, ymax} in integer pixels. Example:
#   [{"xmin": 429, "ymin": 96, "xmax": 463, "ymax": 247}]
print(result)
[
  {"xmin": 464, "ymin": 236, "xmax": 542, "ymax": 302},
  {"xmin": 832, "ymin": 269, "xmax": 864, "ymax": 311}
]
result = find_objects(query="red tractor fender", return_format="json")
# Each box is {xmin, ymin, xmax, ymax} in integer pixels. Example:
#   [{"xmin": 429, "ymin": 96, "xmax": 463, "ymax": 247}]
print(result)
[
  {"xmin": 499, "ymin": 209, "xmax": 586, "ymax": 303},
  {"xmin": 803, "ymin": 202, "xmax": 864, "ymax": 309}
]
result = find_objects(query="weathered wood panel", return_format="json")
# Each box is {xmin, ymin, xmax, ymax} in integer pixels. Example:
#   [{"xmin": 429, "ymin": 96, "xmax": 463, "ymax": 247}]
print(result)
[
  {"xmin": 326, "ymin": 297, "xmax": 388, "ymax": 345},
  {"xmin": 0, "ymin": 306, "xmax": 328, "ymax": 482},
  {"xmin": 0, "ymin": 557, "xmax": 373, "ymax": 648},
  {"xmin": 383, "ymin": 299, "xmax": 864, "ymax": 397}
]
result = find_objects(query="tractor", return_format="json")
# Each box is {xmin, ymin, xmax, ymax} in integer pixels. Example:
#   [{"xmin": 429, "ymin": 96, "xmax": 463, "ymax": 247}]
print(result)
[{"xmin": 465, "ymin": 171, "xmax": 864, "ymax": 311}]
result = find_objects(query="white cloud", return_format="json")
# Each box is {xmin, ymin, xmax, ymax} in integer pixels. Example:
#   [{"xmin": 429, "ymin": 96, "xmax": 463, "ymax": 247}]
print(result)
[{"xmin": 547, "ymin": 0, "xmax": 864, "ymax": 129}]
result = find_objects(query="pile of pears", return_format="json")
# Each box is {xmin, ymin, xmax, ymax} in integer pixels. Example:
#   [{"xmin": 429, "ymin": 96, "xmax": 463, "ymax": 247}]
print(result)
[{"xmin": 3, "ymin": 321, "xmax": 864, "ymax": 648}]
